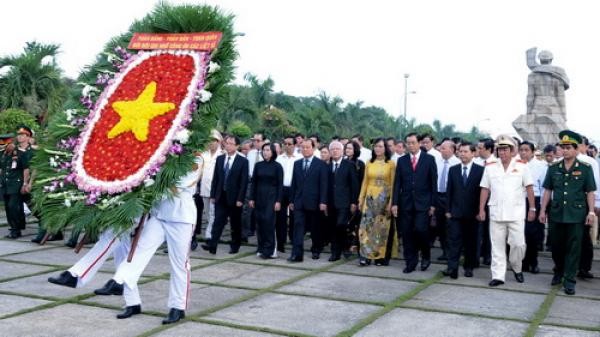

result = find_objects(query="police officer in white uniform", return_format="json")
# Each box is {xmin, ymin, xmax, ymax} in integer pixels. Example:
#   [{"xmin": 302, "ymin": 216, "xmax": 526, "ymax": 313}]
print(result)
[
  {"xmin": 478, "ymin": 135, "xmax": 536, "ymax": 287},
  {"xmin": 109, "ymin": 159, "xmax": 202, "ymax": 324}
]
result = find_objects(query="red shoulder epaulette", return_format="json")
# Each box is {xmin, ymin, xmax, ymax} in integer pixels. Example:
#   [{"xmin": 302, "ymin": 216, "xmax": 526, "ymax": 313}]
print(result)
[
  {"xmin": 485, "ymin": 161, "xmax": 497, "ymax": 166},
  {"xmin": 516, "ymin": 159, "xmax": 526, "ymax": 164}
]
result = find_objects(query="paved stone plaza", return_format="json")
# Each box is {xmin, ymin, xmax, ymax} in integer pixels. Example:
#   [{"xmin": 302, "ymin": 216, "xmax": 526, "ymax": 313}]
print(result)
[{"xmin": 1, "ymin": 219, "xmax": 600, "ymax": 337}]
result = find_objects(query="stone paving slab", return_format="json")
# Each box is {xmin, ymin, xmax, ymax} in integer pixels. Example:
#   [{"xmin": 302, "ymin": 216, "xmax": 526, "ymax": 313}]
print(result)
[
  {"xmin": 330, "ymin": 258, "xmax": 446, "ymax": 281},
  {"xmin": 84, "ymin": 279, "xmax": 252, "ymax": 315},
  {"xmin": 0, "ymin": 294, "xmax": 51, "ymax": 318},
  {"xmin": 544, "ymin": 296, "xmax": 600, "ymax": 328},
  {"xmin": 405, "ymin": 283, "xmax": 546, "ymax": 320},
  {"xmin": 0, "ymin": 271, "xmax": 109, "ymax": 299},
  {"xmin": 437, "ymin": 266, "xmax": 554, "ymax": 293},
  {"xmin": 353, "ymin": 307, "xmax": 528, "ymax": 337},
  {"xmin": 153, "ymin": 322, "xmax": 284, "ymax": 337},
  {"xmin": 236, "ymin": 251, "xmax": 340, "ymax": 270},
  {"xmin": 0, "ymin": 303, "xmax": 158, "ymax": 337},
  {"xmin": 1, "ymin": 246, "xmax": 91, "ymax": 266},
  {"xmin": 279, "ymin": 272, "xmax": 419, "ymax": 303},
  {"xmin": 561, "ymin": 279, "xmax": 600, "ymax": 300},
  {"xmin": 0, "ymin": 260, "xmax": 56, "ymax": 281},
  {"xmin": 190, "ymin": 261, "xmax": 307, "ymax": 289},
  {"xmin": 207, "ymin": 293, "xmax": 380, "ymax": 337},
  {"xmin": 0, "ymin": 239, "xmax": 49, "ymax": 256},
  {"xmin": 189, "ymin": 244, "xmax": 257, "ymax": 260},
  {"xmin": 535, "ymin": 325, "xmax": 600, "ymax": 337}
]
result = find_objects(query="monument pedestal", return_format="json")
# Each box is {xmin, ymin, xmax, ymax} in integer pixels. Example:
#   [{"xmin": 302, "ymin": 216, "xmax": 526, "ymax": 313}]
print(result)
[{"xmin": 512, "ymin": 113, "xmax": 567, "ymax": 147}]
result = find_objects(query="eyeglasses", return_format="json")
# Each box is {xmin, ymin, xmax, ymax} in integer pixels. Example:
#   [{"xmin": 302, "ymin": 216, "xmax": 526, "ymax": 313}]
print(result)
[{"xmin": 284, "ymin": 142, "xmax": 294, "ymax": 146}]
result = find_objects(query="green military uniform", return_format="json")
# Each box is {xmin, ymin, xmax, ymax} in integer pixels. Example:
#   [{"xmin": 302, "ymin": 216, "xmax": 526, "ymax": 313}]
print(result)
[
  {"xmin": 0, "ymin": 144, "xmax": 29, "ymax": 238},
  {"xmin": 543, "ymin": 130, "xmax": 596, "ymax": 293}
]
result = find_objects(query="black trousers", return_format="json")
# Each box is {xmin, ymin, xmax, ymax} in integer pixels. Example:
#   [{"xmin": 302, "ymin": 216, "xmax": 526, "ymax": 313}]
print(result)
[
  {"xmin": 256, "ymin": 201, "xmax": 277, "ymax": 257},
  {"xmin": 433, "ymin": 192, "xmax": 449, "ymax": 254},
  {"xmin": 523, "ymin": 197, "xmax": 541, "ymax": 269},
  {"xmin": 329, "ymin": 207, "xmax": 351, "ymax": 257},
  {"xmin": 210, "ymin": 193, "xmax": 243, "ymax": 250},
  {"xmin": 275, "ymin": 187, "xmax": 294, "ymax": 250},
  {"xmin": 241, "ymin": 181, "xmax": 255, "ymax": 238},
  {"xmin": 400, "ymin": 209, "xmax": 431, "ymax": 267},
  {"xmin": 193, "ymin": 194, "xmax": 204, "ymax": 236},
  {"xmin": 580, "ymin": 225, "xmax": 594, "ymax": 272},
  {"xmin": 292, "ymin": 208, "xmax": 320, "ymax": 257},
  {"xmin": 447, "ymin": 217, "xmax": 479, "ymax": 270},
  {"xmin": 478, "ymin": 205, "xmax": 491, "ymax": 263},
  {"xmin": 3, "ymin": 193, "xmax": 25, "ymax": 234}
]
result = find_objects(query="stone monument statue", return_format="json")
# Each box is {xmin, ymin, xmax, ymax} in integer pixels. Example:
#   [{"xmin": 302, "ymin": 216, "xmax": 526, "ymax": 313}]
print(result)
[{"xmin": 513, "ymin": 47, "xmax": 569, "ymax": 147}]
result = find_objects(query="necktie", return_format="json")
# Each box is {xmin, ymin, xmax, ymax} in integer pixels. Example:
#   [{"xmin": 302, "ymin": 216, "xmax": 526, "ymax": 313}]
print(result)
[
  {"xmin": 462, "ymin": 166, "xmax": 468, "ymax": 185},
  {"xmin": 224, "ymin": 156, "xmax": 231, "ymax": 191},
  {"xmin": 439, "ymin": 160, "xmax": 449, "ymax": 192},
  {"xmin": 411, "ymin": 155, "xmax": 417, "ymax": 171},
  {"xmin": 333, "ymin": 162, "xmax": 338, "ymax": 174},
  {"xmin": 303, "ymin": 158, "xmax": 309, "ymax": 175}
]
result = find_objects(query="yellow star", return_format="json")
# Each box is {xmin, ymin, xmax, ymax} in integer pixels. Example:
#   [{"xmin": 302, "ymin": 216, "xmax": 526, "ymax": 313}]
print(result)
[{"xmin": 107, "ymin": 81, "xmax": 175, "ymax": 142}]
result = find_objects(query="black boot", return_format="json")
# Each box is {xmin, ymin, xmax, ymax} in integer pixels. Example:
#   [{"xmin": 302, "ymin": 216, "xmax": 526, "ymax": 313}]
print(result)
[
  {"xmin": 94, "ymin": 279, "xmax": 123, "ymax": 295},
  {"xmin": 116, "ymin": 305, "xmax": 141, "ymax": 319},
  {"xmin": 48, "ymin": 271, "xmax": 77, "ymax": 288},
  {"xmin": 162, "ymin": 308, "xmax": 185, "ymax": 324},
  {"xmin": 190, "ymin": 236, "xmax": 198, "ymax": 251}
]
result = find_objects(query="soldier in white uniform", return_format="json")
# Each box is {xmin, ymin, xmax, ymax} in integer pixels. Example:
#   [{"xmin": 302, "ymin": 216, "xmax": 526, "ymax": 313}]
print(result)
[
  {"xmin": 478, "ymin": 135, "xmax": 536, "ymax": 287},
  {"xmin": 108, "ymin": 159, "xmax": 202, "ymax": 324}
]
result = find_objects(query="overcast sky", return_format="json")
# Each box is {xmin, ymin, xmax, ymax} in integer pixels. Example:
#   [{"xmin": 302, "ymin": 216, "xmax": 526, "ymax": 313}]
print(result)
[{"xmin": 2, "ymin": 0, "xmax": 598, "ymax": 142}]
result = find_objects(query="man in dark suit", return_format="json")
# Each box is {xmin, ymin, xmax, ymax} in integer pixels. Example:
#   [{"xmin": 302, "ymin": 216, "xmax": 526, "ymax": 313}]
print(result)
[
  {"xmin": 202, "ymin": 135, "xmax": 249, "ymax": 254},
  {"xmin": 392, "ymin": 133, "xmax": 438, "ymax": 273},
  {"xmin": 327, "ymin": 141, "xmax": 359, "ymax": 261},
  {"xmin": 289, "ymin": 139, "xmax": 328, "ymax": 262},
  {"xmin": 443, "ymin": 142, "xmax": 484, "ymax": 279}
]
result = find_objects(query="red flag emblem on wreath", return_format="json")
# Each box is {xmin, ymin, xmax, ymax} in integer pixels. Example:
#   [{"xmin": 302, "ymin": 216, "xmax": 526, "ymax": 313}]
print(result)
[{"xmin": 72, "ymin": 51, "xmax": 209, "ymax": 193}]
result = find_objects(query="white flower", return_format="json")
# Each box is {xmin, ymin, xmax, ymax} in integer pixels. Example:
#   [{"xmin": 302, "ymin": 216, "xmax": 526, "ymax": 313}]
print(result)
[
  {"xmin": 64, "ymin": 199, "xmax": 72, "ymax": 207},
  {"xmin": 64, "ymin": 109, "xmax": 76, "ymax": 121},
  {"xmin": 208, "ymin": 61, "xmax": 220, "ymax": 74},
  {"xmin": 49, "ymin": 157, "xmax": 58, "ymax": 167},
  {"xmin": 82, "ymin": 85, "xmax": 98, "ymax": 97},
  {"xmin": 198, "ymin": 89, "xmax": 212, "ymax": 103},
  {"xmin": 174, "ymin": 129, "xmax": 190, "ymax": 144},
  {"xmin": 143, "ymin": 178, "xmax": 155, "ymax": 187},
  {"xmin": 0, "ymin": 65, "xmax": 13, "ymax": 78}
]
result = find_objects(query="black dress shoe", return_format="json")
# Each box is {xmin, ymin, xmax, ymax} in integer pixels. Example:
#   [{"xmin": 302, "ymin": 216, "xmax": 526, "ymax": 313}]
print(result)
[
  {"xmin": 482, "ymin": 258, "xmax": 491, "ymax": 266},
  {"xmin": 464, "ymin": 269, "xmax": 474, "ymax": 278},
  {"xmin": 201, "ymin": 244, "xmax": 216, "ymax": 255},
  {"xmin": 228, "ymin": 247, "xmax": 239, "ymax": 254},
  {"xmin": 564, "ymin": 286, "xmax": 576, "ymax": 295},
  {"xmin": 403, "ymin": 266, "xmax": 416, "ymax": 274},
  {"xmin": 116, "ymin": 305, "xmax": 141, "ymax": 319},
  {"xmin": 312, "ymin": 252, "xmax": 320, "ymax": 260},
  {"xmin": 551, "ymin": 274, "xmax": 562, "ymax": 286},
  {"xmin": 437, "ymin": 254, "xmax": 448, "ymax": 261},
  {"xmin": 190, "ymin": 237, "xmax": 198, "ymax": 251},
  {"xmin": 514, "ymin": 271, "xmax": 524, "ymax": 283},
  {"xmin": 94, "ymin": 279, "xmax": 123, "ymax": 295},
  {"xmin": 442, "ymin": 269, "xmax": 458, "ymax": 279},
  {"xmin": 4, "ymin": 232, "xmax": 20, "ymax": 239},
  {"xmin": 489, "ymin": 279, "xmax": 504, "ymax": 287},
  {"xmin": 577, "ymin": 270, "xmax": 594, "ymax": 279},
  {"xmin": 328, "ymin": 255, "xmax": 340, "ymax": 262},
  {"xmin": 65, "ymin": 240, "xmax": 77, "ymax": 248},
  {"xmin": 342, "ymin": 250, "xmax": 352, "ymax": 259},
  {"xmin": 162, "ymin": 308, "xmax": 185, "ymax": 325},
  {"xmin": 420, "ymin": 260, "xmax": 431, "ymax": 271},
  {"xmin": 278, "ymin": 247, "xmax": 285, "ymax": 253},
  {"xmin": 287, "ymin": 256, "xmax": 303, "ymax": 263},
  {"xmin": 359, "ymin": 257, "xmax": 371, "ymax": 266},
  {"xmin": 48, "ymin": 271, "xmax": 78, "ymax": 288},
  {"xmin": 46, "ymin": 232, "xmax": 64, "ymax": 241},
  {"xmin": 529, "ymin": 266, "xmax": 540, "ymax": 274},
  {"xmin": 31, "ymin": 236, "xmax": 43, "ymax": 244}
]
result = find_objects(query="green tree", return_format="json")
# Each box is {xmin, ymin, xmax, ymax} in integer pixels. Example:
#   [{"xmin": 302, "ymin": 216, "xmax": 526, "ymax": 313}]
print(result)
[
  {"xmin": 0, "ymin": 41, "xmax": 68, "ymax": 126},
  {"xmin": 0, "ymin": 108, "xmax": 39, "ymax": 134}
]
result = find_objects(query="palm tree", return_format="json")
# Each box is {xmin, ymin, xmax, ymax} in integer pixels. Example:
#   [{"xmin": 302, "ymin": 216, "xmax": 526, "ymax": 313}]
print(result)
[{"xmin": 0, "ymin": 41, "xmax": 68, "ymax": 126}]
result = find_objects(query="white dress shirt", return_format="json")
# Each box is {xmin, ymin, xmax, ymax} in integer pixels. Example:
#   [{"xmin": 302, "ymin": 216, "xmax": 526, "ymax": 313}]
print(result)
[
  {"xmin": 358, "ymin": 147, "xmax": 372, "ymax": 163},
  {"xmin": 577, "ymin": 153, "xmax": 600, "ymax": 207},
  {"xmin": 437, "ymin": 155, "xmax": 460, "ymax": 192},
  {"xmin": 527, "ymin": 158, "xmax": 548, "ymax": 197},
  {"xmin": 199, "ymin": 148, "xmax": 224, "ymax": 197},
  {"xmin": 246, "ymin": 148, "xmax": 263, "ymax": 177},
  {"xmin": 277, "ymin": 152, "xmax": 301, "ymax": 187}
]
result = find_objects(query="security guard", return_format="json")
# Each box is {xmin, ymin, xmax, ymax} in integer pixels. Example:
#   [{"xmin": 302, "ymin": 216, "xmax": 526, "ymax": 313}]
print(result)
[
  {"xmin": 478, "ymin": 134, "xmax": 536, "ymax": 287},
  {"xmin": 539, "ymin": 130, "xmax": 596, "ymax": 295},
  {"xmin": 0, "ymin": 128, "xmax": 31, "ymax": 238}
]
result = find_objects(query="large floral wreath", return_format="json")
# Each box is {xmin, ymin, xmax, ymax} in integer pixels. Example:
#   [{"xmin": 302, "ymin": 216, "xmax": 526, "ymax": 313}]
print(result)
[{"xmin": 31, "ymin": 4, "xmax": 237, "ymax": 237}]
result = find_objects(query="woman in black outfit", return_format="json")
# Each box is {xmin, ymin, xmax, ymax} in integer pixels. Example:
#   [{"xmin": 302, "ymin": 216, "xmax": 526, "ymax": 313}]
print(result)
[
  {"xmin": 345, "ymin": 141, "xmax": 365, "ymax": 256},
  {"xmin": 249, "ymin": 143, "xmax": 283, "ymax": 259}
]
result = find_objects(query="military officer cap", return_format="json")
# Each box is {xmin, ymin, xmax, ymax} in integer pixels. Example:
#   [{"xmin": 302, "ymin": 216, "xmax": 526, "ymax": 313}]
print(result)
[
  {"xmin": 16, "ymin": 125, "xmax": 33, "ymax": 137},
  {"xmin": 0, "ymin": 133, "xmax": 13, "ymax": 146},
  {"xmin": 558, "ymin": 130, "xmax": 582, "ymax": 146},
  {"xmin": 495, "ymin": 134, "xmax": 516, "ymax": 148}
]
